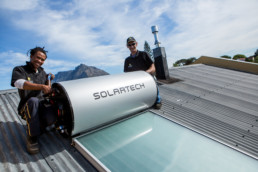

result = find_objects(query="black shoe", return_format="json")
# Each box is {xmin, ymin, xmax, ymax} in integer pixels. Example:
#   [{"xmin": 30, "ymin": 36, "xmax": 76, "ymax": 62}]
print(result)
[
  {"xmin": 45, "ymin": 124, "xmax": 55, "ymax": 132},
  {"xmin": 154, "ymin": 102, "xmax": 162, "ymax": 109},
  {"xmin": 27, "ymin": 135, "xmax": 39, "ymax": 154}
]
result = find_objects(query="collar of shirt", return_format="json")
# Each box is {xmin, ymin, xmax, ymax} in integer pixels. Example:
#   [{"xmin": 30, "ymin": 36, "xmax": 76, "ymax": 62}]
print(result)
[
  {"xmin": 130, "ymin": 50, "xmax": 139, "ymax": 58},
  {"xmin": 26, "ymin": 61, "xmax": 41, "ymax": 73}
]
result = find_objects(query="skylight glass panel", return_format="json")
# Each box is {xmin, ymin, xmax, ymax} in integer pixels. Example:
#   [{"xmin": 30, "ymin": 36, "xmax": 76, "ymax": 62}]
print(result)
[{"xmin": 73, "ymin": 111, "xmax": 258, "ymax": 172}]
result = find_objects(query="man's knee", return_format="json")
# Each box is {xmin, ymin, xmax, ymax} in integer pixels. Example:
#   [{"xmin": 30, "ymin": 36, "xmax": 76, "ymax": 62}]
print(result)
[
  {"xmin": 27, "ymin": 97, "xmax": 40, "ymax": 108},
  {"xmin": 25, "ymin": 97, "xmax": 40, "ymax": 119}
]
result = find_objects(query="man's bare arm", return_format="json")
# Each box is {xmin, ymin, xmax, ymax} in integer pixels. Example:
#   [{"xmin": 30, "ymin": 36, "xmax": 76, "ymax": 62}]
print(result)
[
  {"xmin": 23, "ymin": 81, "xmax": 52, "ymax": 94},
  {"xmin": 146, "ymin": 63, "xmax": 156, "ymax": 75}
]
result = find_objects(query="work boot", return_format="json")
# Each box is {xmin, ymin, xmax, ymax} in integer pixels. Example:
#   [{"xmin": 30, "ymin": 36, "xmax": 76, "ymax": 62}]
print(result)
[
  {"xmin": 154, "ymin": 102, "xmax": 162, "ymax": 109},
  {"xmin": 26, "ymin": 135, "xmax": 39, "ymax": 154}
]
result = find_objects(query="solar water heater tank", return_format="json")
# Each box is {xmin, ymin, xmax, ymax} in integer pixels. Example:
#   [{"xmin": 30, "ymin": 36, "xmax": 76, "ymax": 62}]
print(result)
[{"xmin": 52, "ymin": 71, "xmax": 158, "ymax": 136}]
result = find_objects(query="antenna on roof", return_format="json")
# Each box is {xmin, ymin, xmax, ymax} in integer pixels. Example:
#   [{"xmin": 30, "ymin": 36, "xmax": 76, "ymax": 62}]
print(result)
[{"xmin": 151, "ymin": 25, "xmax": 161, "ymax": 48}]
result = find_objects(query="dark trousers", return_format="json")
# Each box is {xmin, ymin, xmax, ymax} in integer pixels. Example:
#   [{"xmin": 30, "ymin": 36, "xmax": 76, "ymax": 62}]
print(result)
[
  {"xmin": 153, "ymin": 76, "xmax": 162, "ymax": 103},
  {"xmin": 20, "ymin": 97, "xmax": 56, "ymax": 137}
]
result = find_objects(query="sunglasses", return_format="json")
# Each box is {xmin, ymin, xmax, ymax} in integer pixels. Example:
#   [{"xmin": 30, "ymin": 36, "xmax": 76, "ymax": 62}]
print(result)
[{"xmin": 128, "ymin": 43, "xmax": 136, "ymax": 47}]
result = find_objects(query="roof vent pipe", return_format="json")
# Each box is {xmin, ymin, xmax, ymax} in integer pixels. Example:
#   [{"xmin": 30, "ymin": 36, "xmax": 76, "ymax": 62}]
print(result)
[
  {"xmin": 151, "ymin": 25, "xmax": 161, "ymax": 48},
  {"xmin": 151, "ymin": 25, "xmax": 170, "ymax": 80}
]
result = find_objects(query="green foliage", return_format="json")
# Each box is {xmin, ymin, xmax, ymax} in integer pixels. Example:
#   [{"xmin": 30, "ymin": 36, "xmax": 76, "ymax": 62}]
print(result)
[
  {"xmin": 144, "ymin": 41, "xmax": 154, "ymax": 61},
  {"xmin": 254, "ymin": 56, "xmax": 258, "ymax": 63},
  {"xmin": 221, "ymin": 55, "xmax": 231, "ymax": 59},
  {"xmin": 173, "ymin": 48, "xmax": 258, "ymax": 67},
  {"xmin": 249, "ymin": 49, "xmax": 258, "ymax": 63},
  {"xmin": 233, "ymin": 54, "xmax": 246, "ymax": 60},
  {"xmin": 173, "ymin": 57, "xmax": 197, "ymax": 67},
  {"xmin": 245, "ymin": 58, "xmax": 253, "ymax": 62},
  {"xmin": 254, "ymin": 49, "xmax": 258, "ymax": 57}
]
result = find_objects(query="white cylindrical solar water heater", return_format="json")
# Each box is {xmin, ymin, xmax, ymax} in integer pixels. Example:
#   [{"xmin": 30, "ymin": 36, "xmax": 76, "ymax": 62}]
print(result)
[{"xmin": 53, "ymin": 71, "xmax": 157, "ymax": 136}]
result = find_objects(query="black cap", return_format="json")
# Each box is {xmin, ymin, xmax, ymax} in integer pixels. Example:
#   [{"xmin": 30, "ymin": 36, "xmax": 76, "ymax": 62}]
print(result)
[{"xmin": 127, "ymin": 37, "xmax": 136, "ymax": 43}]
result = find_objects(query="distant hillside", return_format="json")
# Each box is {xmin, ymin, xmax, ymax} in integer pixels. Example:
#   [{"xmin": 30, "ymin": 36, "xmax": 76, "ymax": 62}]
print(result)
[{"xmin": 53, "ymin": 64, "xmax": 109, "ymax": 82}]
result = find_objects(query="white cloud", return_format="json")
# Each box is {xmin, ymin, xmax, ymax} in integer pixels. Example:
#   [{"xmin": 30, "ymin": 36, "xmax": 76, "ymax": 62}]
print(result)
[
  {"xmin": 0, "ymin": 0, "xmax": 38, "ymax": 11},
  {"xmin": 0, "ymin": 51, "xmax": 27, "ymax": 75},
  {"xmin": 0, "ymin": 51, "xmax": 28, "ymax": 90},
  {"xmin": 43, "ymin": 59, "xmax": 81, "ymax": 75},
  {"xmin": 0, "ymin": 50, "xmax": 79, "ymax": 77},
  {"xmin": 163, "ymin": 0, "xmax": 258, "ymax": 64},
  {"xmin": 1, "ymin": 0, "xmax": 258, "ymax": 74}
]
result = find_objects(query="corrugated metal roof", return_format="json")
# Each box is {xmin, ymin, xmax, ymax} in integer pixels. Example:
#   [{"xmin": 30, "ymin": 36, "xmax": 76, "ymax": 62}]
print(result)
[
  {"xmin": 156, "ymin": 64, "xmax": 258, "ymax": 159},
  {"xmin": 0, "ymin": 89, "xmax": 97, "ymax": 172},
  {"xmin": 0, "ymin": 64, "xmax": 257, "ymax": 171}
]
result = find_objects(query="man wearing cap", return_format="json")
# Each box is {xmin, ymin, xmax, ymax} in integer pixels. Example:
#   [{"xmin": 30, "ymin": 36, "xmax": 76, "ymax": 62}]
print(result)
[{"xmin": 124, "ymin": 37, "xmax": 162, "ymax": 109}]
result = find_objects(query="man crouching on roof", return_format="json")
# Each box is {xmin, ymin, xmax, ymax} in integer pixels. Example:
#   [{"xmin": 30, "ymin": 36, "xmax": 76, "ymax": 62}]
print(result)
[{"xmin": 11, "ymin": 46, "xmax": 56, "ymax": 154}]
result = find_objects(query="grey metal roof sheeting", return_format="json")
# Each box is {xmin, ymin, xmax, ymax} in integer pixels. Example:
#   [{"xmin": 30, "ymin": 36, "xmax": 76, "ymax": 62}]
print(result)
[
  {"xmin": 0, "ymin": 89, "xmax": 97, "ymax": 172},
  {"xmin": 0, "ymin": 64, "xmax": 257, "ymax": 171},
  {"xmin": 156, "ymin": 64, "xmax": 258, "ymax": 159}
]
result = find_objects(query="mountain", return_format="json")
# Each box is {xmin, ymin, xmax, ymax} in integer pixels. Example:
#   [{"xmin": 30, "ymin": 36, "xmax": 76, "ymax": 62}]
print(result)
[{"xmin": 53, "ymin": 64, "xmax": 109, "ymax": 82}]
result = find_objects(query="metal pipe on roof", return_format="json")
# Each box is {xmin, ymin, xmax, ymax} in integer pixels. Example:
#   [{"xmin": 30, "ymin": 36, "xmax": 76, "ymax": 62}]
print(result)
[{"xmin": 151, "ymin": 25, "xmax": 161, "ymax": 48}]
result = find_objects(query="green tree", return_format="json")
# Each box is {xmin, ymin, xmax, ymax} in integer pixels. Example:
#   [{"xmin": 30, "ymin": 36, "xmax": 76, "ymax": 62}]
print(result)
[
  {"xmin": 173, "ymin": 59, "xmax": 186, "ymax": 67},
  {"xmin": 233, "ymin": 54, "xmax": 246, "ymax": 60},
  {"xmin": 246, "ymin": 49, "xmax": 258, "ymax": 63},
  {"xmin": 245, "ymin": 58, "xmax": 253, "ymax": 62},
  {"xmin": 173, "ymin": 57, "xmax": 196, "ymax": 67},
  {"xmin": 221, "ymin": 55, "xmax": 231, "ymax": 59},
  {"xmin": 254, "ymin": 49, "xmax": 258, "ymax": 57},
  {"xmin": 254, "ymin": 56, "xmax": 258, "ymax": 63},
  {"xmin": 185, "ymin": 57, "xmax": 197, "ymax": 65},
  {"xmin": 144, "ymin": 41, "xmax": 154, "ymax": 61}
]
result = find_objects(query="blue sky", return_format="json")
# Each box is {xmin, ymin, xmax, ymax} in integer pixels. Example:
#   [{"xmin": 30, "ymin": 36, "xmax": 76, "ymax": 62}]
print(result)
[{"xmin": 1, "ymin": 0, "xmax": 258, "ymax": 90}]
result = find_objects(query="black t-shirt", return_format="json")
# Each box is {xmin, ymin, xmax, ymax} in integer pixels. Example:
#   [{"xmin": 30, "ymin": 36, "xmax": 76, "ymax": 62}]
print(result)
[
  {"xmin": 124, "ymin": 51, "xmax": 153, "ymax": 72},
  {"xmin": 11, "ymin": 62, "xmax": 47, "ymax": 112}
]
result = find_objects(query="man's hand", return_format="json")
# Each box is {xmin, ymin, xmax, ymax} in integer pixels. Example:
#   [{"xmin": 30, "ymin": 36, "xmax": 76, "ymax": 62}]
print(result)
[
  {"xmin": 47, "ymin": 73, "xmax": 55, "ymax": 87},
  {"xmin": 146, "ymin": 64, "xmax": 156, "ymax": 75},
  {"xmin": 41, "ymin": 85, "xmax": 52, "ymax": 94},
  {"xmin": 49, "ymin": 73, "xmax": 55, "ymax": 80}
]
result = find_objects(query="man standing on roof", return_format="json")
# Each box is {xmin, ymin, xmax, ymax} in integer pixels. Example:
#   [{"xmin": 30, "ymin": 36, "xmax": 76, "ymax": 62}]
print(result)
[
  {"xmin": 124, "ymin": 36, "xmax": 162, "ymax": 109},
  {"xmin": 11, "ymin": 46, "xmax": 56, "ymax": 154}
]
